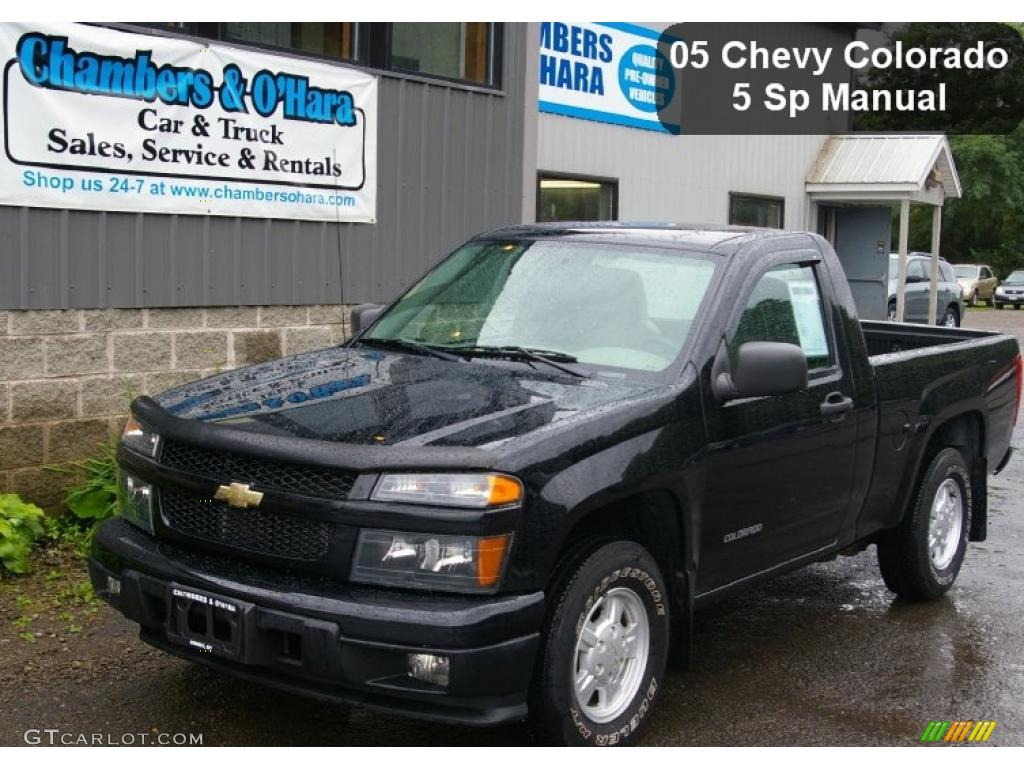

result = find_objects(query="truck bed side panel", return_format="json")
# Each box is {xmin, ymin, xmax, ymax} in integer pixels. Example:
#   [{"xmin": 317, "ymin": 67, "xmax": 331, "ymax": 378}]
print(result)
[{"xmin": 856, "ymin": 332, "xmax": 1018, "ymax": 538}]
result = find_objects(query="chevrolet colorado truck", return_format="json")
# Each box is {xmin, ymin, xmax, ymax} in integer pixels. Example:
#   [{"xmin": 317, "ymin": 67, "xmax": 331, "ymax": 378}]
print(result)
[{"xmin": 90, "ymin": 224, "xmax": 1022, "ymax": 746}]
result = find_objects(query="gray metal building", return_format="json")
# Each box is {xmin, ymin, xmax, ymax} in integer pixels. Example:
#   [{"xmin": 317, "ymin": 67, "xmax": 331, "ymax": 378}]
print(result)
[{"xmin": 1, "ymin": 22, "xmax": 533, "ymax": 310}]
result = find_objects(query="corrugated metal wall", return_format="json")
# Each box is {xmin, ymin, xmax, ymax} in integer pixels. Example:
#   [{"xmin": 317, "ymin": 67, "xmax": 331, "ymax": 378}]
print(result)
[
  {"xmin": 535, "ymin": 23, "xmax": 849, "ymax": 232},
  {"xmin": 0, "ymin": 24, "xmax": 530, "ymax": 310},
  {"xmin": 538, "ymin": 118, "xmax": 826, "ymax": 230}
]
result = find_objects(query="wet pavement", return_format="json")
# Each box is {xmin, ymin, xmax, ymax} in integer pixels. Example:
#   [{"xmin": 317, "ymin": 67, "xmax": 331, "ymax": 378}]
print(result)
[{"xmin": 3, "ymin": 308, "xmax": 1022, "ymax": 746}]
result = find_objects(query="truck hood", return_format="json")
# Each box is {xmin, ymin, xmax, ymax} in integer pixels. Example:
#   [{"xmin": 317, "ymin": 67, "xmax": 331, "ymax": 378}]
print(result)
[{"xmin": 152, "ymin": 345, "xmax": 660, "ymax": 450}]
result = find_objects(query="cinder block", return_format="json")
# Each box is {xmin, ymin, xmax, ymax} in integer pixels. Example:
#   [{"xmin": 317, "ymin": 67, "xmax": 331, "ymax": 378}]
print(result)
[
  {"xmin": 147, "ymin": 307, "xmax": 205, "ymax": 329},
  {"xmin": 174, "ymin": 331, "xmax": 228, "ymax": 369},
  {"xmin": 233, "ymin": 330, "xmax": 282, "ymax": 365},
  {"xmin": 206, "ymin": 306, "xmax": 258, "ymax": 328},
  {"xmin": 12, "ymin": 466, "xmax": 76, "ymax": 511},
  {"xmin": 113, "ymin": 332, "xmax": 172, "ymax": 372},
  {"xmin": 144, "ymin": 370, "xmax": 206, "ymax": 397},
  {"xmin": 8, "ymin": 310, "xmax": 80, "ymax": 336},
  {"xmin": 0, "ymin": 424, "xmax": 45, "ymax": 470},
  {"xmin": 45, "ymin": 334, "xmax": 109, "ymax": 377},
  {"xmin": 259, "ymin": 306, "xmax": 308, "ymax": 327},
  {"xmin": 80, "ymin": 375, "xmax": 144, "ymax": 416},
  {"xmin": 47, "ymin": 419, "xmax": 112, "ymax": 463},
  {"xmin": 308, "ymin": 304, "xmax": 350, "ymax": 326},
  {"xmin": 0, "ymin": 337, "xmax": 45, "ymax": 379},
  {"xmin": 10, "ymin": 380, "xmax": 78, "ymax": 422},
  {"xmin": 82, "ymin": 308, "xmax": 145, "ymax": 332},
  {"xmin": 286, "ymin": 327, "xmax": 334, "ymax": 356},
  {"xmin": 329, "ymin": 324, "xmax": 351, "ymax": 345}
]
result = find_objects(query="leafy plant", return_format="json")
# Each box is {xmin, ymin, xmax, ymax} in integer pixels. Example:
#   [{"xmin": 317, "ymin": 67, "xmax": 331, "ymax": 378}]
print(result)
[
  {"xmin": 52, "ymin": 443, "xmax": 120, "ymax": 531},
  {"xmin": 43, "ymin": 513, "xmax": 93, "ymax": 555},
  {"xmin": 0, "ymin": 494, "xmax": 46, "ymax": 574}
]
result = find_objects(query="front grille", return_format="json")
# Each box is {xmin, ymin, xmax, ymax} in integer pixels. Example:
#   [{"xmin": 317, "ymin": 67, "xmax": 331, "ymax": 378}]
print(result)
[
  {"xmin": 160, "ymin": 490, "xmax": 331, "ymax": 561},
  {"xmin": 160, "ymin": 440, "xmax": 356, "ymax": 500}
]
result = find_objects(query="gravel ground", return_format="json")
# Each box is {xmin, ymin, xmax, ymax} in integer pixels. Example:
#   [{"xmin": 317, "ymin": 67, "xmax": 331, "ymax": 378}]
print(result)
[{"xmin": 2, "ymin": 307, "xmax": 1022, "ymax": 747}]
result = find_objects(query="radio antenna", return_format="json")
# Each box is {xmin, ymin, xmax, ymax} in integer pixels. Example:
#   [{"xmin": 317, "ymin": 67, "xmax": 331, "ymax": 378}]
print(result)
[{"xmin": 332, "ymin": 146, "xmax": 348, "ymax": 342}]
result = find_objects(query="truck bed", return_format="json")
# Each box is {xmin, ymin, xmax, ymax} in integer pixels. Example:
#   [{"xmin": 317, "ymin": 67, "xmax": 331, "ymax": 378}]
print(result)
[
  {"xmin": 855, "ymin": 319, "xmax": 1019, "ymax": 541},
  {"xmin": 861, "ymin": 319, "xmax": 1002, "ymax": 357}
]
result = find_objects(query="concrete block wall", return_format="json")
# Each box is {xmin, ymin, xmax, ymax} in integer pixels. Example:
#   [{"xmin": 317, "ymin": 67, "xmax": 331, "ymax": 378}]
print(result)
[{"xmin": 0, "ymin": 305, "xmax": 351, "ymax": 510}]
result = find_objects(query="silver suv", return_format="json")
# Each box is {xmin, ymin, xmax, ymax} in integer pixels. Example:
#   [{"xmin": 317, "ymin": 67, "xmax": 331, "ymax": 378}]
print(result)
[{"xmin": 887, "ymin": 253, "xmax": 965, "ymax": 327}]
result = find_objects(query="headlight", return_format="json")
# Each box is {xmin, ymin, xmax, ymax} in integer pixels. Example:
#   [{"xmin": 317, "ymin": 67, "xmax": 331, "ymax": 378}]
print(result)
[
  {"xmin": 350, "ymin": 530, "xmax": 511, "ymax": 592},
  {"xmin": 118, "ymin": 471, "xmax": 155, "ymax": 534},
  {"xmin": 371, "ymin": 473, "xmax": 522, "ymax": 508},
  {"xmin": 121, "ymin": 415, "xmax": 159, "ymax": 457}
]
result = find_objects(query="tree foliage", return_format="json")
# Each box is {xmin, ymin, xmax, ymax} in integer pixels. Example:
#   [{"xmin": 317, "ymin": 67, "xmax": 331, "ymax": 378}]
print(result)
[
  {"xmin": 904, "ymin": 129, "xmax": 1024, "ymax": 278},
  {"xmin": 854, "ymin": 23, "xmax": 1024, "ymax": 134}
]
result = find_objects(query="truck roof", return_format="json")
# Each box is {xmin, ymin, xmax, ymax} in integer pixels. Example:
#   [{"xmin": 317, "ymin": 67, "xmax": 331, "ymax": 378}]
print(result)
[{"xmin": 476, "ymin": 221, "xmax": 803, "ymax": 254}]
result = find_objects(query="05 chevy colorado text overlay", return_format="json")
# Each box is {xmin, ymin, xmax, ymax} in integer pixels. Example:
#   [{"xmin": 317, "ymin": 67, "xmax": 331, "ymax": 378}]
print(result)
[{"xmin": 653, "ymin": 22, "xmax": 1024, "ymax": 134}]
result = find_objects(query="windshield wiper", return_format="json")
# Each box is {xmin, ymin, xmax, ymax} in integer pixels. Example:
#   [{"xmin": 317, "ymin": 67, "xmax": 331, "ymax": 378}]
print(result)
[
  {"xmin": 358, "ymin": 337, "xmax": 464, "ymax": 362},
  {"xmin": 454, "ymin": 345, "xmax": 590, "ymax": 378}
]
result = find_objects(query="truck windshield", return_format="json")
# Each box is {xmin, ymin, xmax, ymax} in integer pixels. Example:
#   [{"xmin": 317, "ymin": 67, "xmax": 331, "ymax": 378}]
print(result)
[{"xmin": 364, "ymin": 240, "xmax": 718, "ymax": 373}]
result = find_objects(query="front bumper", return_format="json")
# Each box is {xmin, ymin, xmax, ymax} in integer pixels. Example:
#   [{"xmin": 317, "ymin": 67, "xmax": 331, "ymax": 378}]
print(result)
[{"xmin": 89, "ymin": 518, "xmax": 544, "ymax": 726}]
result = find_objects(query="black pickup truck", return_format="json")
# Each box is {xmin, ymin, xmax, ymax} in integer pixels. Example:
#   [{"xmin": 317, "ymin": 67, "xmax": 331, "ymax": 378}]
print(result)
[{"xmin": 90, "ymin": 224, "xmax": 1021, "ymax": 746}]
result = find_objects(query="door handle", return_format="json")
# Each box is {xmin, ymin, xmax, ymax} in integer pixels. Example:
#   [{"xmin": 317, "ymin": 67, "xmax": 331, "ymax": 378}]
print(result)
[{"xmin": 820, "ymin": 392, "xmax": 854, "ymax": 418}]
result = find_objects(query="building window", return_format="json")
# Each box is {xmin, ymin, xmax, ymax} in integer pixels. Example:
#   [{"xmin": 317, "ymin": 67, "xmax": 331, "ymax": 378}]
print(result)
[
  {"xmin": 729, "ymin": 193, "xmax": 785, "ymax": 229},
  {"xmin": 224, "ymin": 23, "xmax": 357, "ymax": 61},
  {"xmin": 537, "ymin": 175, "xmax": 617, "ymax": 222},
  {"xmin": 390, "ymin": 23, "xmax": 494, "ymax": 85},
  {"xmin": 130, "ymin": 23, "xmax": 501, "ymax": 89}
]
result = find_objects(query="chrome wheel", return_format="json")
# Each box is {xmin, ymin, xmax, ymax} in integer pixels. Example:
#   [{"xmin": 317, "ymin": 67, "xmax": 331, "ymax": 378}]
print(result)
[
  {"xmin": 928, "ymin": 478, "xmax": 963, "ymax": 570},
  {"xmin": 572, "ymin": 587, "xmax": 650, "ymax": 724},
  {"xmin": 943, "ymin": 309, "xmax": 958, "ymax": 327}
]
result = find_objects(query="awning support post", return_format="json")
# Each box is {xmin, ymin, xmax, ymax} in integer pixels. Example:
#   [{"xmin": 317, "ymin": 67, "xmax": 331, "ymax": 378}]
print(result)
[
  {"xmin": 895, "ymin": 199, "xmax": 910, "ymax": 323},
  {"xmin": 927, "ymin": 205, "xmax": 942, "ymax": 325}
]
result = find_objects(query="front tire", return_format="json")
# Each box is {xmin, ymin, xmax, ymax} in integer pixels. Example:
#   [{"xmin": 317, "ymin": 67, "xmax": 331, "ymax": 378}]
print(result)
[
  {"xmin": 940, "ymin": 306, "xmax": 960, "ymax": 327},
  {"xmin": 877, "ymin": 447, "xmax": 972, "ymax": 600},
  {"xmin": 529, "ymin": 540, "xmax": 670, "ymax": 746}
]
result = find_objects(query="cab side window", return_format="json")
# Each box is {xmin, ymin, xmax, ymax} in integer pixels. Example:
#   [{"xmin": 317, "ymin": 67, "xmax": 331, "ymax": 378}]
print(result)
[
  {"xmin": 907, "ymin": 260, "xmax": 927, "ymax": 280},
  {"xmin": 732, "ymin": 263, "xmax": 832, "ymax": 371}
]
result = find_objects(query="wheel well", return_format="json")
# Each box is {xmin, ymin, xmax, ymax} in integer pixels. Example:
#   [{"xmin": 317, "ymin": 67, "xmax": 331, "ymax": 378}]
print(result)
[
  {"xmin": 925, "ymin": 411, "xmax": 984, "ymax": 465},
  {"xmin": 921, "ymin": 410, "xmax": 987, "ymax": 541},
  {"xmin": 554, "ymin": 491, "xmax": 684, "ymax": 599}
]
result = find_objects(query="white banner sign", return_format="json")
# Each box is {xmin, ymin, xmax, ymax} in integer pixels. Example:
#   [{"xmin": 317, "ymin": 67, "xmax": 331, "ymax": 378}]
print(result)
[
  {"xmin": 538, "ymin": 22, "xmax": 680, "ymax": 133},
  {"xmin": 0, "ymin": 23, "xmax": 377, "ymax": 222}
]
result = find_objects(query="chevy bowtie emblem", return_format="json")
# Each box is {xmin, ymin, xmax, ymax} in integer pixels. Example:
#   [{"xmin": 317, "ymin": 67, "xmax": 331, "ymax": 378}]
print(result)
[{"xmin": 214, "ymin": 482, "xmax": 264, "ymax": 509}]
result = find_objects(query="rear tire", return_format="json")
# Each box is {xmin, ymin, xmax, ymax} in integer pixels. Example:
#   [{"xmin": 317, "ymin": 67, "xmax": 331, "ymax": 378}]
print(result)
[
  {"xmin": 529, "ymin": 540, "xmax": 670, "ymax": 746},
  {"xmin": 877, "ymin": 447, "xmax": 972, "ymax": 600}
]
